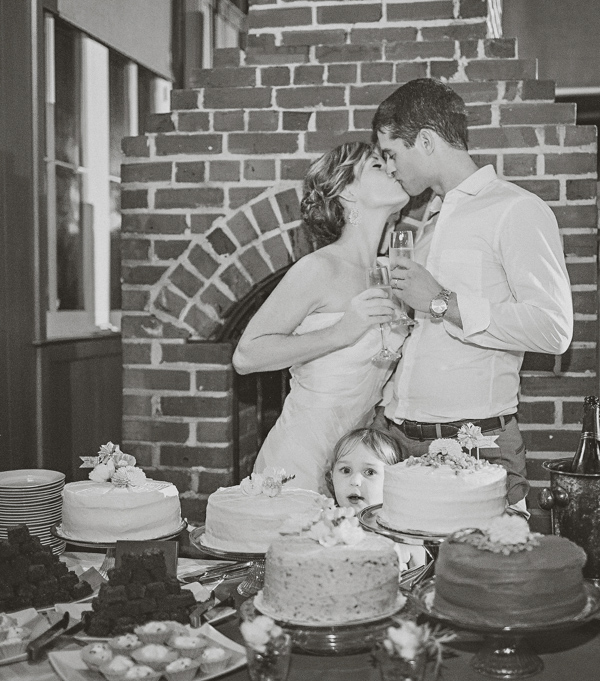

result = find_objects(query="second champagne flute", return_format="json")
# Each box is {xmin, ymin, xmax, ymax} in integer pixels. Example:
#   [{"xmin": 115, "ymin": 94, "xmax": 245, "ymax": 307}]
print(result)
[
  {"xmin": 366, "ymin": 266, "xmax": 400, "ymax": 364},
  {"xmin": 389, "ymin": 230, "xmax": 416, "ymax": 326}
]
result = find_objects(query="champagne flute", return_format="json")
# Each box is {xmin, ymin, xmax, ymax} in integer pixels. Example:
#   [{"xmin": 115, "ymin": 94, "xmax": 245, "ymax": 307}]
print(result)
[
  {"xmin": 389, "ymin": 230, "xmax": 416, "ymax": 326},
  {"xmin": 366, "ymin": 266, "xmax": 400, "ymax": 364}
]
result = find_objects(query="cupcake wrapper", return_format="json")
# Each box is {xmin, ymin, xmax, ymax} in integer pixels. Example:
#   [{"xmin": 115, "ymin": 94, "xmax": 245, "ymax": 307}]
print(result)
[
  {"xmin": 170, "ymin": 646, "xmax": 203, "ymax": 659},
  {"xmin": 164, "ymin": 663, "xmax": 201, "ymax": 681},
  {"xmin": 134, "ymin": 632, "xmax": 171, "ymax": 645},
  {"xmin": 126, "ymin": 669, "xmax": 162, "ymax": 681},
  {"xmin": 101, "ymin": 671, "xmax": 129, "ymax": 681},
  {"xmin": 200, "ymin": 658, "xmax": 231, "ymax": 674}
]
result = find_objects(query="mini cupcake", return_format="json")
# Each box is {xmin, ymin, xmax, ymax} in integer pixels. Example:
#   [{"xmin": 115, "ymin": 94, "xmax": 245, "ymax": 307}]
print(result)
[
  {"xmin": 131, "ymin": 643, "xmax": 178, "ymax": 671},
  {"xmin": 81, "ymin": 642, "xmax": 114, "ymax": 671},
  {"xmin": 199, "ymin": 646, "xmax": 232, "ymax": 674},
  {"xmin": 168, "ymin": 634, "xmax": 207, "ymax": 659},
  {"xmin": 133, "ymin": 621, "xmax": 171, "ymax": 644},
  {"xmin": 164, "ymin": 656, "xmax": 201, "ymax": 681},
  {"xmin": 123, "ymin": 664, "xmax": 161, "ymax": 680},
  {"xmin": 109, "ymin": 633, "xmax": 143, "ymax": 654},
  {"xmin": 0, "ymin": 626, "xmax": 31, "ymax": 659},
  {"xmin": 99, "ymin": 654, "xmax": 136, "ymax": 681},
  {"xmin": 164, "ymin": 621, "xmax": 189, "ymax": 637}
]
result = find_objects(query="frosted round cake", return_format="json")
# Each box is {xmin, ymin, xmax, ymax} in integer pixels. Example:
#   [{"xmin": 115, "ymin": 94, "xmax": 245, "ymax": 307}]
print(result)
[
  {"xmin": 61, "ymin": 480, "xmax": 182, "ymax": 543},
  {"xmin": 379, "ymin": 438, "xmax": 507, "ymax": 534},
  {"xmin": 259, "ymin": 506, "xmax": 400, "ymax": 624},
  {"xmin": 60, "ymin": 442, "xmax": 182, "ymax": 543},
  {"xmin": 203, "ymin": 470, "xmax": 324, "ymax": 554},
  {"xmin": 434, "ymin": 516, "xmax": 588, "ymax": 627}
]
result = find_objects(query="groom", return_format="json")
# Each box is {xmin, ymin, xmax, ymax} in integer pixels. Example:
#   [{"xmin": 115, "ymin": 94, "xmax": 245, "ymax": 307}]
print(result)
[{"xmin": 371, "ymin": 78, "xmax": 573, "ymax": 509}]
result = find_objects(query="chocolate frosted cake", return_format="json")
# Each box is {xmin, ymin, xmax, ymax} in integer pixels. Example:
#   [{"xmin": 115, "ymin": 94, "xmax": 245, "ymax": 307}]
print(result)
[{"xmin": 433, "ymin": 516, "xmax": 588, "ymax": 627}]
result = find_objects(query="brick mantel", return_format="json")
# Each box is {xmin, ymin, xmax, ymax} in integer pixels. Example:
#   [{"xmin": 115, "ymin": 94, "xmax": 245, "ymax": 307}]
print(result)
[{"xmin": 121, "ymin": 0, "xmax": 598, "ymax": 529}]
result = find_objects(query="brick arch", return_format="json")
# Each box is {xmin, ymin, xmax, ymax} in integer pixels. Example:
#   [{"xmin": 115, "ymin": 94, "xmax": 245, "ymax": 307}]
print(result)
[{"xmin": 148, "ymin": 183, "xmax": 315, "ymax": 341}]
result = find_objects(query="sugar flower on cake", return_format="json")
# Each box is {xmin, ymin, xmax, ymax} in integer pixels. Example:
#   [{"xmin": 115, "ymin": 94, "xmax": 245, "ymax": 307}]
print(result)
[
  {"xmin": 280, "ymin": 501, "xmax": 365, "ymax": 547},
  {"xmin": 80, "ymin": 441, "xmax": 146, "ymax": 487},
  {"xmin": 452, "ymin": 515, "xmax": 541, "ymax": 555},
  {"xmin": 239, "ymin": 467, "xmax": 295, "ymax": 498},
  {"xmin": 406, "ymin": 438, "xmax": 501, "ymax": 474},
  {"xmin": 457, "ymin": 422, "xmax": 499, "ymax": 459}
]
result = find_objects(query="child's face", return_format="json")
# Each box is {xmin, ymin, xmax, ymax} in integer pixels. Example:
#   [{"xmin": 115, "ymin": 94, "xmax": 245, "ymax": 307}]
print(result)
[{"xmin": 331, "ymin": 443, "xmax": 386, "ymax": 510}]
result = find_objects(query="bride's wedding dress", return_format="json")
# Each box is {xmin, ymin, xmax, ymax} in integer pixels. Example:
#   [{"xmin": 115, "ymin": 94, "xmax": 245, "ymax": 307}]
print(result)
[{"xmin": 253, "ymin": 312, "xmax": 405, "ymax": 495}]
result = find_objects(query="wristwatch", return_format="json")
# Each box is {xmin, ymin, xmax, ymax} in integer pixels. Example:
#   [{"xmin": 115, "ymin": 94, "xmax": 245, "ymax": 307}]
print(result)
[{"xmin": 429, "ymin": 288, "xmax": 452, "ymax": 319}]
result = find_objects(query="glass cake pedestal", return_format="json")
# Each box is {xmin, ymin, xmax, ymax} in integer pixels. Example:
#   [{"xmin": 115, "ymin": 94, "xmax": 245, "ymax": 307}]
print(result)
[
  {"xmin": 188, "ymin": 526, "xmax": 265, "ymax": 597},
  {"xmin": 51, "ymin": 521, "xmax": 188, "ymax": 578},
  {"xmin": 242, "ymin": 591, "xmax": 410, "ymax": 655},
  {"xmin": 358, "ymin": 504, "xmax": 447, "ymax": 588},
  {"xmin": 410, "ymin": 577, "xmax": 600, "ymax": 678}
]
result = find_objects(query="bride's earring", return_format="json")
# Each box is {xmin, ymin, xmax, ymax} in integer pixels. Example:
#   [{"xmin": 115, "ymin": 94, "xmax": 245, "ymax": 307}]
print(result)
[{"xmin": 349, "ymin": 206, "xmax": 361, "ymax": 227}]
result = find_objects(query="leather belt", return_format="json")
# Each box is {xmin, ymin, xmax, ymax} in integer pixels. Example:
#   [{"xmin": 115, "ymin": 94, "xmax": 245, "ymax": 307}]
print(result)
[{"xmin": 399, "ymin": 414, "xmax": 515, "ymax": 441}]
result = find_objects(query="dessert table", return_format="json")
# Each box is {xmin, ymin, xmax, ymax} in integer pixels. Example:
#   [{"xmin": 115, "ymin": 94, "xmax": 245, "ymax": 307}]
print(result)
[{"xmin": 2, "ymin": 552, "xmax": 599, "ymax": 681}]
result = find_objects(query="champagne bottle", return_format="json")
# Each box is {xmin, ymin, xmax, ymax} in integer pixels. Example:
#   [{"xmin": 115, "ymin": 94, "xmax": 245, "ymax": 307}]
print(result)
[{"xmin": 571, "ymin": 395, "xmax": 600, "ymax": 473}]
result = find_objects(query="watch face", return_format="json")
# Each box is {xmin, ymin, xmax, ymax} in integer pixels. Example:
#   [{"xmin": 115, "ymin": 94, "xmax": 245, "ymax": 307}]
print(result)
[{"xmin": 431, "ymin": 298, "xmax": 448, "ymax": 314}]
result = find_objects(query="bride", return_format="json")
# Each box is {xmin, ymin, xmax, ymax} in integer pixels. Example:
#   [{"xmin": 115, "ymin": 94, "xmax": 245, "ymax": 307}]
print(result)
[{"xmin": 233, "ymin": 141, "xmax": 410, "ymax": 495}]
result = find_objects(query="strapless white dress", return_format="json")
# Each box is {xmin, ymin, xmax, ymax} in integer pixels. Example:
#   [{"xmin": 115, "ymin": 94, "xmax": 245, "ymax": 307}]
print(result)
[{"xmin": 253, "ymin": 313, "xmax": 406, "ymax": 496}]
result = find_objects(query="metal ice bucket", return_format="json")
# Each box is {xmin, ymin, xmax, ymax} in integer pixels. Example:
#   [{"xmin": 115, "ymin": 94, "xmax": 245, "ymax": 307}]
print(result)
[{"xmin": 539, "ymin": 458, "xmax": 600, "ymax": 582}]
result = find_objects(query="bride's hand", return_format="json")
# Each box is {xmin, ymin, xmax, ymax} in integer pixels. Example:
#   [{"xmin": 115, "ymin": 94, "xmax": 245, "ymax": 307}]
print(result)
[{"xmin": 336, "ymin": 289, "xmax": 397, "ymax": 344}]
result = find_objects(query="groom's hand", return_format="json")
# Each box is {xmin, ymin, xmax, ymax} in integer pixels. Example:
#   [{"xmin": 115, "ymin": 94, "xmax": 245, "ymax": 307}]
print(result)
[{"xmin": 390, "ymin": 257, "xmax": 441, "ymax": 313}]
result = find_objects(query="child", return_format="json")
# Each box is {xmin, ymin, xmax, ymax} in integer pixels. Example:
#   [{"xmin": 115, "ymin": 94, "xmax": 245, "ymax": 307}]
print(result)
[{"xmin": 326, "ymin": 427, "xmax": 426, "ymax": 571}]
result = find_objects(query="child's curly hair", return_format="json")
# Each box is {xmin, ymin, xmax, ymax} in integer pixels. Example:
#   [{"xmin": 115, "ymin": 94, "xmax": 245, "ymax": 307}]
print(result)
[
  {"xmin": 325, "ymin": 427, "xmax": 401, "ymax": 499},
  {"xmin": 300, "ymin": 141, "xmax": 374, "ymax": 248}
]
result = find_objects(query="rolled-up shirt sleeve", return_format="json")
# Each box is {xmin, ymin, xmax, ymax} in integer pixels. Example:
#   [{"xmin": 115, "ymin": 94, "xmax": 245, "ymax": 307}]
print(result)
[{"xmin": 444, "ymin": 197, "xmax": 573, "ymax": 354}]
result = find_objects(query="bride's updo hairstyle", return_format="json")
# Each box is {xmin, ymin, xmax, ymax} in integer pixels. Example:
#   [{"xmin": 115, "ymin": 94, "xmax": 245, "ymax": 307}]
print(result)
[{"xmin": 301, "ymin": 141, "xmax": 373, "ymax": 247}]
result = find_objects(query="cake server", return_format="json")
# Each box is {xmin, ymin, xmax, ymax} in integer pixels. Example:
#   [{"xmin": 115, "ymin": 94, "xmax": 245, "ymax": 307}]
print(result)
[{"xmin": 26, "ymin": 612, "xmax": 70, "ymax": 662}]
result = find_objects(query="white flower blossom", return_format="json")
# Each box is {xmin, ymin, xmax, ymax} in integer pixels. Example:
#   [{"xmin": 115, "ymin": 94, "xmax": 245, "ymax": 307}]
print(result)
[
  {"xmin": 240, "ymin": 616, "xmax": 283, "ymax": 653},
  {"xmin": 89, "ymin": 461, "xmax": 114, "ymax": 483},
  {"xmin": 262, "ymin": 476, "xmax": 282, "ymax": 498},
  {"xmin": 240, "ymin": 473, "xmax": 265, "ymax": 496}
]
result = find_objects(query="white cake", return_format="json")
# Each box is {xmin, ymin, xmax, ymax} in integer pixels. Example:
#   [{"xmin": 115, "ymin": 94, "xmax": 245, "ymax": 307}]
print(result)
[
  {"xmin": 203, "ymin": 472, "xmax": 324, "ymax": 553},
  {"xmin": 259, "ymin": 506, "xmax": 401, "ymax": 624},
  {"xmin": 379, "ymin": 439, "xmax": 507, "ymax": 535},
  {"xmin": 261, "ymin": 534, "xmax": 400, "ymax": 624},
  {"xmin": 61, "ymin": 480, "xmax": 182, "ymax": 543},
  {"xmin": 60, "ymin": 442, "xmax": 182, "ymax": 543}
]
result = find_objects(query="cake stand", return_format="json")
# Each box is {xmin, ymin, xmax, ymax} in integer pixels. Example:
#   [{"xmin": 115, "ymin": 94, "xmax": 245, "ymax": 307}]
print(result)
[
  {"xmin": 358, "ymin": 504, "xmax": 447, "ymax": 586},
  {"xmin": 51, "ymin": 521, "xmax": 187, "ymax": 578},
  {"xmin": 242, "ymin": 592, "xmax": 410, "ymax": 655},
  {"xmin": 410, "ymin": 577, "xmax": 600, "ymax": 678},
  {"xmin": 189, "ymin": 526, "xmax": 265, "ymax": 597}
]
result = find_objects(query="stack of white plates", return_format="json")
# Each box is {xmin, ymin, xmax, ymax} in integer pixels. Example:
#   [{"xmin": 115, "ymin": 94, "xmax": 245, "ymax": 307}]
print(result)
[{"xmin": 0, "ymin": 469, "xmax": 66, "ymax": 554}]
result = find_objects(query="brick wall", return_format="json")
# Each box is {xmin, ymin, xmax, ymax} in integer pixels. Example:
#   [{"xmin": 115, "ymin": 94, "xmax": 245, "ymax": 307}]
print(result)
[{"xmin": 121, "ymin": 0, "xmax": 598, "ymax": 529}]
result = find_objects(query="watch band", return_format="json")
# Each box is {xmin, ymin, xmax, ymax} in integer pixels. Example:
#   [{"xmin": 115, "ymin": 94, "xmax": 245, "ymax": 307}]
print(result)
[{"xmin": 429, "ymin": 288, "xmax": 452, "ymax": 319}]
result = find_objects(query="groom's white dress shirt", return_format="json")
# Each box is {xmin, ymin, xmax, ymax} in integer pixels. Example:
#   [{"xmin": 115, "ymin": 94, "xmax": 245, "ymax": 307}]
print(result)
[{"xmin": 384, "ymin": 165, "xmax": 573, "ymax": 424}]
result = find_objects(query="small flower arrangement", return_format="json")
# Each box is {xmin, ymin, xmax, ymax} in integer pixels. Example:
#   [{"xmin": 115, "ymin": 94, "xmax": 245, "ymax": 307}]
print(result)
[
  {"xmin": 279, "ymin": 501, "xmax": 365, "ymax": 547},
  {"xmin": 451, "ymin": 515, "xmax": 541, "ymax": 555},
  {"xmin": 240, "ymin": 615, "xmax": 291, "ymax": 680},
  {"xmin": 79, "ymin": 442, "xmax": 146, "ymax": 487},
  {"xmin": 405, "ymin": 438, "xmax": 500, "ymax": 474},
  {"xmin": 240, "ymin": 615, "xmax": 285, "ymax": 653},
  {"xmin": 377, "ymin": 619, "xmax": 456, "ymax": 680},
  {"xmin": 239, "ymin": 467, "xmax": 295, "ymax": 498}
]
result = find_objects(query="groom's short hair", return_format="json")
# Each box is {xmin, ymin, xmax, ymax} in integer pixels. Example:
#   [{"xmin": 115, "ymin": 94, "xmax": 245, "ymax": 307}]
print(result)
[{"xmin": 372, "ymin": 78, "xmax": 469, "ymax": 151}]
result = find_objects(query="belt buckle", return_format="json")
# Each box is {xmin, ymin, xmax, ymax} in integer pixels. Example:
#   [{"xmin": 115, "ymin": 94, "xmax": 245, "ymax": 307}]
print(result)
[{"xmin": 417, "ymin": 423, "xmax": 424, "ymax": 442}]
